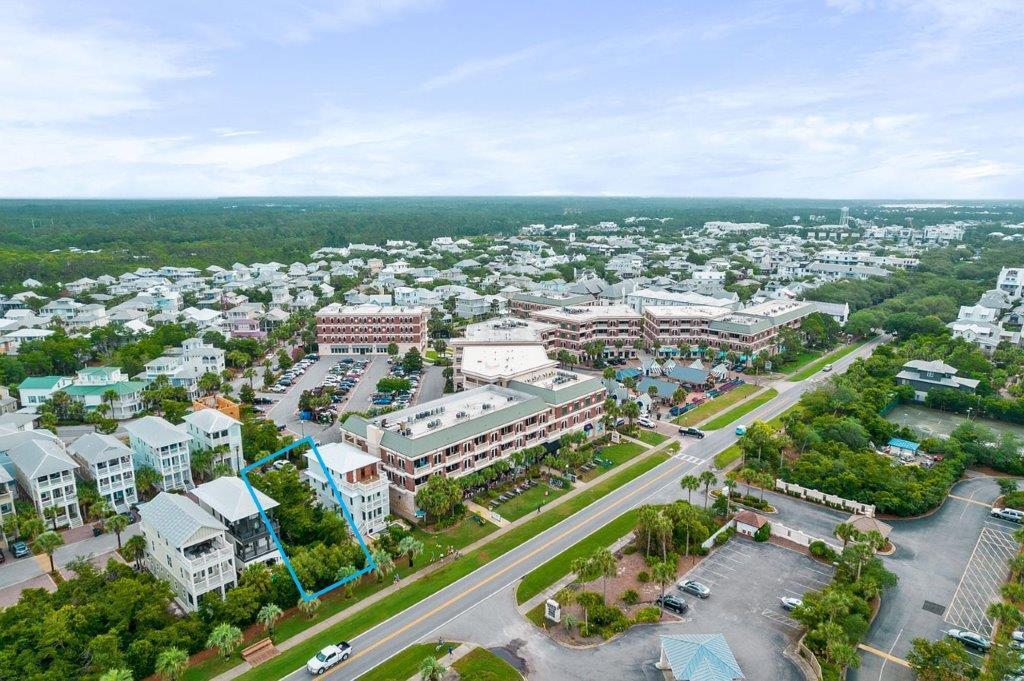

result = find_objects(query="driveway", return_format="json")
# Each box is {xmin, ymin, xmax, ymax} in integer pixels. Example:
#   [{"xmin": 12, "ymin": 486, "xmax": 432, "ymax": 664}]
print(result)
[
  {"xmin": 0, "ymin": 522, "xmax": 140, "ymax": 592},
  {"xmin": 417, "ymin": 365, "xmax": 445, "ymax": 404}
]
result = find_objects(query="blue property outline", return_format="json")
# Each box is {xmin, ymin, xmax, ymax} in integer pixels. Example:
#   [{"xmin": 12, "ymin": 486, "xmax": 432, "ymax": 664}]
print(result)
[{"xmin": 240, "ymin": 436, "xmax": 377, "ymax": 601}]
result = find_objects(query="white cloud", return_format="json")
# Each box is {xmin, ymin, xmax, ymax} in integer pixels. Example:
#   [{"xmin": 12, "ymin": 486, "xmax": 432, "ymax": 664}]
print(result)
[{"xmin": 420, "ymin": 43, "xmax": 554, "ymax": 91}]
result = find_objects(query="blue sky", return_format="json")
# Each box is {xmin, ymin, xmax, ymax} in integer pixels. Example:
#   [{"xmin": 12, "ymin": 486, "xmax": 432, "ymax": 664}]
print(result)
[{"xmin": 1, "ymin": 0, "xmax": 1021, "ymax": 198}]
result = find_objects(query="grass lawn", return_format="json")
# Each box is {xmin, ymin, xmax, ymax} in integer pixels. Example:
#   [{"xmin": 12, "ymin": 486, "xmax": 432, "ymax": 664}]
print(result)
[
  {"xmin": 489, "ymin": 482, "xmax": 569, "ymax": 521},
  {"xmin": 227, "ymin": 451, "xmax": 671, "ymax": 681},
  {"xmin": 580, "ymin": 441, "xmax": 647, "ymax": 481},
  {"xmin": 788, "ymin": 340, "xmax": 869, "ymax": 382},
  {"xmin": 356, "ymin": 642, "xmax": 443, "ymax": 681},
  {"xmin": 453, "ymin": 647, "xmax": 523, "ymax": 681},
  {"xmin": 515, "ymin": 509, "xmax": 638, "ymax": 605},
  {"xmin": 635, "ymin": 429, "xmax": 667, "ymax": 446},
  {"xmin": 703, "ymin": 388, "xmax": 778, "ymax": 430},
  {"xmin": 672, "ymin": 383, "xmax": 760, "ymax": 426},
  {"xmin": 714, "ymin": 444, "xmax": 743, "ymax": 468},
  {"xmin": 409, "ymin": 515, "xmax": 499, "ymax": 561},
  {"xmin": 773, "ymin": 349, "xmax": 822, "ymax": 375}
]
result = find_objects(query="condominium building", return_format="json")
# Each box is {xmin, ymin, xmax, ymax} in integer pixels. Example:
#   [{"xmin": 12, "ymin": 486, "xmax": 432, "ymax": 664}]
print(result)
[
  {"xmin": 506, "ymin": 291, "xmax": 596, "ymax": 317},
  {"xmin": 7, "ymin": 436, "xmax": 82, "ymax": 528},
  {"xmin": 139, "ymin": 492, "xmax": 236, "ymax": 612},
  {"xmin": 191, "ymin": 477, "xmax": 281, "ymax": 572},
  {"xmin": 142, "ymin": 338, "xmax": 226, "ymax": 398},
  {"xmin": 183, "ymin": 408, "xmax": 244, "ymax": 473},
  {"xmin": 642, "ymin": 305, "xmax": 731, "ymax": 348},
  {"xmin": 125, "ymin": 416, "xmax": 194, "ymax": 491},
  {"xmin": 450, "ymin": 317, "xmax": 557, "ymax": 388},
  {"xmin": 315, "ymin": 303, "xmax": 429, "ymax": 355},
  {"xmin": 68, "ymin": 432, "xmax": 138, "ymax": 513},
  {"xmin": 339, "ymin": 376, "xmax": 604, "ymax": 518},
  {"xmin": 625, "ymin": 288, "xmax": 740, "ymax": 313},
  {"xmin": 63, "ymin": 367, "xmax": 148, "ymax": 420},
  {"xmin": 304, "ymin": 442, "xmax": 390, "ymax": 537},
  {"xmin": 530, "ymin": 304, "xmax": 643, "ymax": 359}
]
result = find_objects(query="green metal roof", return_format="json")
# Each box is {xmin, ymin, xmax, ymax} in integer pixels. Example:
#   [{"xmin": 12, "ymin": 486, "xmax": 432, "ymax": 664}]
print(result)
[
  {"xmin": 342, "ymin": 394, "xmax": 549, "ymax": 457},
  {"xmin": 506, "ymin": 376, "xmax": 604, "ymax": 405},
  {"xmin": 64, "ymin": 380, "xmax": 149, "ymax": 397},
  {"xmin": 18, "ymin": 376, "xmax": 65, "ymax": 390}
]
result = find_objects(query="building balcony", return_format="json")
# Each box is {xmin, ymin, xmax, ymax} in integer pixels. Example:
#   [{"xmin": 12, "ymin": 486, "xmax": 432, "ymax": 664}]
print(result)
[{"xmin": 182, "ymin": 538, "xmax": 233, "ymax": 570}]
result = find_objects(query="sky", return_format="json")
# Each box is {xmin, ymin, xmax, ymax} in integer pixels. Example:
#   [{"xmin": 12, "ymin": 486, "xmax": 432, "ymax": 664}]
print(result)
[{"xmin": 1, "ymin": 0, "xmax": 1022, "ymax": 199}]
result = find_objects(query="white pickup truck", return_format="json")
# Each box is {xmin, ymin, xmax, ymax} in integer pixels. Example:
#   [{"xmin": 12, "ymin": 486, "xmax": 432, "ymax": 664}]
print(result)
[{"xmin": 306, "ymin": 641, "xmax": 352, "ymax": 675}]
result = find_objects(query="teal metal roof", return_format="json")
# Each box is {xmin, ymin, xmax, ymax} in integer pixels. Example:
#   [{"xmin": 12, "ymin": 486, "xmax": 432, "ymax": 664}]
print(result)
[
  {"xmin": 18, "ymin": 376, "xmax": 65, "ymax": 390},
  {"xmin": 506, "ymin": 376, "xmax": 603, "ymax": 405},
  {"xmin": 661, "ymin": 634, "xmax": 744, "ymax": 681},
  {"xmin": 64, "ymin": 380, "xmax": 149, "ymax": 397}
]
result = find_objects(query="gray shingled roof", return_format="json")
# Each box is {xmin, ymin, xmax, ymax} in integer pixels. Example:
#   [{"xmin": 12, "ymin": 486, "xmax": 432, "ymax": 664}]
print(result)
[
  {"xmin": 139, "ymin": 491, "xmax": 225, "ymax": 547},
  {"xmin": 68, "ymin": 432, "xmax": 131, "ymax": 466}
]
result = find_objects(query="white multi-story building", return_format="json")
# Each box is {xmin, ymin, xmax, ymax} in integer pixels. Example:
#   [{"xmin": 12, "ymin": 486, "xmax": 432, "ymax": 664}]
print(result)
[
  {"xmin": 7, "ymin": 436, "xmax": 82, "ymax": 528},
  {"xmin": 0, "ymin": 466, "xmax": 15, "ymax": 540},
  {"xmin": 997, "ymin": 267, "xmax": 1024, "ymax": 299},
  {"xmin": 305, "ymin": 442, "xmax": 390, "ymax": 538},
  {"xmin": 191, "ymin": 477, "xmax": 281, "ymax": 572},
  {"xmin": 139, "ymin": 492, "xmax": 236, "ymax": 612},
  {"xmin": 63, "ymin": 367, "xmax": 147, "ymax": 420},
  {"xmin": 143, "ymin": 338, "xmax": 226, "ymax": 399},
  {"xmin": 125, "ymin": 416, "xmax": 194, "ymax": 491},
  {"xmin": 68, "ymin": 433, "xmax": 138, "ymax": 513},
  {"xmin": 183, "ymin": 409, "xmax": 244, "ymax": 474}
]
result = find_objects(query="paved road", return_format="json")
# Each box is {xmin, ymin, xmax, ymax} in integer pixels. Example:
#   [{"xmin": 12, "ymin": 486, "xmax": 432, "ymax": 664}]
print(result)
[{"xmin": 276, "ymin": 337, "xmax": 885, "ymax": 680}]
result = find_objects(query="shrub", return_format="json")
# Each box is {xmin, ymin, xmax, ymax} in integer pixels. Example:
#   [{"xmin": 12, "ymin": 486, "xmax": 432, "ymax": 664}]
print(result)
[
  {"xmin": 576, "ymin": 591, "xmax": 604, "ymax": 609},
  {"xmin": 754, "ymin": 522, "xmax": 771, "ymax": 542},
  {"xmin": 633, "ymin": 606, "xmax": 661, "ymax": 624},
  {"xmin": 637, "ymin": 570, "xmax": 651, "ymax": 583},
  {"xmin": 588, "ymin": 603, "xmax": 628, "ymax": 628},
  {"xmin": 1003, "ymin": 490, "xmax": 1024, "ymax": 510},
  {"xmin": 622, "ymin": 544, "xmax": 638, "ymax": 555},
  {"xmin": 621, "ymin": 589, "xmax": 640, "ymax": 606},
  {"xmin": 714, "ymin": 526, "xmax": 736, "ymax": 546},
  {"xmin": 809, "ymin": 540, "xmax": 839, "ymax": 562}
]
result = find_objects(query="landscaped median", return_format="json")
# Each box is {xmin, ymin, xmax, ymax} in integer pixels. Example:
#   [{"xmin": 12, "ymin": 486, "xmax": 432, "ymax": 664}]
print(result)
[
  {"xmin": 788, "ymin": 339, "xmax": 869, "ymax": 382},
  {"xmin": 702, "ymin": 388, "xmax": 778, "ymax": 430},
  {"xmin": 214, "ymin": 447, "xmax": 673, "ymax": 681}
]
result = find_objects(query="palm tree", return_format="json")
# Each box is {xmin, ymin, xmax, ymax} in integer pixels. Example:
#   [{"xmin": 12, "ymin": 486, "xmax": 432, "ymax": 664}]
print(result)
[
  {"xmin": 20, "ymin": 516, "xmax": 44, "ymax": 541},
  {"xmin": 621, "ymin": 400, "xmax": 640, "ymax": 427},
  {"xmin": 652, "ymin": 560, "xmax": 676, "ymax": 618},
  {"xmin": 335, "ymin": 564, "xmax": 358, "ymax": 597},
  {"xmin": 372, "ymin": 548, "xmax": 394, "ymax": 582},
  {"xmin": 122, "ymin": 534, "xmax": 146, "ymax": 570},
  {"xmin": 419, "ymin": 656, "xmax": 447, "ymax": 681},
  {"xmin": 256, "ymin": 603, "xmax": 283, "ymax": 636},
  {"xmin": 98, "ymin": 670, "xmax": 133, "ymax": 681},
  {"xmin": 738, "ymin": 467, "xmax": 756, "ymax": 498},
  {"xmin": 33, "ymin": 530, "xmax": 64, "ymax": 573},
  {"xmin": 155, "ymin": 647, "xmax": 189, "ymax": 681},
  {"xmin": 397, "ymin": 536, "xmax": 424, "ymax": 567},
  {"xmin": 834, "ymin": 522, "xmax": 860, "ymax": 549},
  {"xmin": 91, "ymin": 498, "xmax": 113, "ymax": 523},
  {"xmin": 756, "ymin": 472, "xmax": 774, "ymax": 502},
  {"xmin": 680, "ymin": 475, "xmax": 700, "ymax": 505},
  {"xmin": 105, "ymin": 512, "xmax": 130, "ymax": 550},
  {"xmin": 699, "ymin": 471, "xmax": 717, "ymax": 510},
  {"xmin": 43, "ymin": 505, "xmax": 62, "ymax": 531},
  {"xmin": 206, "ymin": 623, "xmax": 243, "ymax": 660},
  {"xmin": 298, "ymin": 595, "xmax": 321, "ymax": 619},
  {"xmin": 134, "ymin": 466, "xmax": 161, "ymax": 501},
  {"xmin": 652, "ymin": 512, "xmax": 674, "ymax": 560},
  {"xmin": 636, "ymin": 505, "xmax": 658, "ymax": 556},
  {"xmin": 101, "ymin": 388, "xmax": 119, "ymax": 415},
  {"xmin": 590, "ymin": 548, "xmax": 618, "ymax": 603}
]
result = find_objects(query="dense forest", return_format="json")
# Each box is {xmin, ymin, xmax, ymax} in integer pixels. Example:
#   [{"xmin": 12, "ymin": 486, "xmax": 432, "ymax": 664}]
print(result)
[{"xmin": 2, "ymin": 197, "xmax": 1021, "ymax": 287}]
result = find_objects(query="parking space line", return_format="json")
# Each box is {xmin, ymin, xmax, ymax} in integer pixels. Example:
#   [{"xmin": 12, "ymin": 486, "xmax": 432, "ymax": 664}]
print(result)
[
  {"xmin": 945, "ymin": 527, "xmax": 1017, "ymax": 636},
  {"xmin": 761, "ymin": 608, "xmax": 802, "ymax": 630},
  {"xmin": 858, "ymin": 643, "xmax": 910, "ymax": 668}
]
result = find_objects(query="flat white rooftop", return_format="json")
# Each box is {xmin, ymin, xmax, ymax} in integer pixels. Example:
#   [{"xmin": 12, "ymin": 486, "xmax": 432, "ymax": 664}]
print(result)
[
  {"xmin": 460, "ymin": 317, "xmax": 556, "ymax": 342},
  {"xmin": 533, "ymin": 303, "xmax": 640, "ymax": 322},
  {"xmin": 461, "ymin": 345, "xmax": 555, "ymax": 381},
  {"xmin": 643, "ymin": 305, "xmax": 730, "ymax": 320}
]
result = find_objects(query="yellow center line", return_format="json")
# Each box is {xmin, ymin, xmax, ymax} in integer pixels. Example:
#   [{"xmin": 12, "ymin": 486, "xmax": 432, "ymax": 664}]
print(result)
[
  {"xmin": 858, "ymin": 643, "xmax": 910, "ymax": 668},
  {"xmin": 331, "ymin": 456, "xmax": 689, "ymax": 676},
  {"xmin": 948, "ymin": 494, "xmax": 989, "ymax": 507}
]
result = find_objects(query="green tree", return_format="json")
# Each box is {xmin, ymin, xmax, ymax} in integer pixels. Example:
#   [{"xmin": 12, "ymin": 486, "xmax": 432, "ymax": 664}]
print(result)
[
  {"xmin": 134, "ymin": 466, "xmax": 162, "ymax": 500},
  {"xmin": 651, "ymin": 560, "xmax": 676, "ymax": 618},
  {"xmin": 397, "ymin": 535, "xmax": 424, "ymax": 567},
  {"xmin": 414, "ymin": 475, "xmax": 463, "ymax": 523},
  {"xmin": 123, "ymin": 534, "xmax": 147, "ymax": 570},
  {"xmin": 906, "ymin": 637, "xmax": 973, "ymax": 681},
  {"xmin": 589, "ymin": 548, "xmax": 617, "ymax": 603},
  {"xmin": 834, "ymin": 522, "xmax": 861, "ymax": 549},
  {"xmin": 372, "ymin": 549, "xmax": 395, "ymax": 582},
  {"xmin": 679, "ymin": 475, "xmax": 700, "ymax": 504},
  {"xmin": 105, "ymin": 512, "xmax": 130, "ymax": 550},
  {"xmin": 32, "ymin": 530, "xmax": 64, "ymax": 572},
  {"xmin": 419, "ymin": 656, "xmax": 446, "ymax": 681},
  {"xmin": 206, "ymin": 623, "xmax": 243, "ymax": 660},
  {"xmin": 256, "ymin": 603, "xmax": 283, "ymax": 636},
  {"xmin": 154, "ymin": 647, "xmax": 189, "ymax": 681},
  {"xmin": 99, "ymin": 670, "xmax": 133, "ymax": 681},
  {"xmin": 402, "ymin": 348, "xmax": 424, "ymax": 373},
  {"xmin": 298, "ymin": 595, "xmax": 321, "ymax": 618},
  {"xmin": 699, "ymin": 471, "xmax": 717, "ymax": 510}
]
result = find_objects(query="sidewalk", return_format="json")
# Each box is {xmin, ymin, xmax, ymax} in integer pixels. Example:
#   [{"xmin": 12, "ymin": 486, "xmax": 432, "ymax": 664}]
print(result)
[
  {"xmin": 211, "ymin": 435, "xmax": 676, "ymax": 681},
  {"xmin": 403, "ymin": 643, "xmax": 472, "ymax": 681}
]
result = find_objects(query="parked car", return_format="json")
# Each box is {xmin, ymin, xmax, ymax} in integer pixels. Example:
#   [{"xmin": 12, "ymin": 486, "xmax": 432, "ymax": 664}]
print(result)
[
  {"xmin": 638, "ymin": 417, "xmax": 656, "ymax": 428},
  {"xmin": 306, "ymin": 641, "xmax": 352, "ymax": 674},
  {"xmin": 991, "ymin": 507, "xmax": 1024, "ymax": 523},
  {"xmin": 947, "ymin": 628, "xmax": 992, "ymax": 652},
  {"xmin": 11, "ymin": 541, "xmax": 30, "ymax": 558},
  {"xmin": 253, "ymin": 397, "xmax": 274, "ymax": 405},
  {"xmin": 678, "ymin": 427, "xmax": 705, "ymax": 439},
  {"xmin": 655, "ymin": 594, "xmax": 689, "ymax": 614},
  {"xmin": 677, "ymin": 579, "xmax": 711, "ymax": 599},
  {"xmin": 779, "ymin": 597, "xmax": 802, "ymax": 611}
]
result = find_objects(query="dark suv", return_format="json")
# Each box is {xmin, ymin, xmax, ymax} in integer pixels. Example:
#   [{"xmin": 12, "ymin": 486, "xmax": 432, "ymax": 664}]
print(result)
[{"xmin": 655, "ymin": 594, "xmax": 689, "ymax": 614}]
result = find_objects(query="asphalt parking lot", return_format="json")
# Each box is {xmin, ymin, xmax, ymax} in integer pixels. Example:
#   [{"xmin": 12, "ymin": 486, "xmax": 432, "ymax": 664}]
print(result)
[{"xmin": 851, "ymin": 475, "xmax": 1016, "ymax": 681}]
